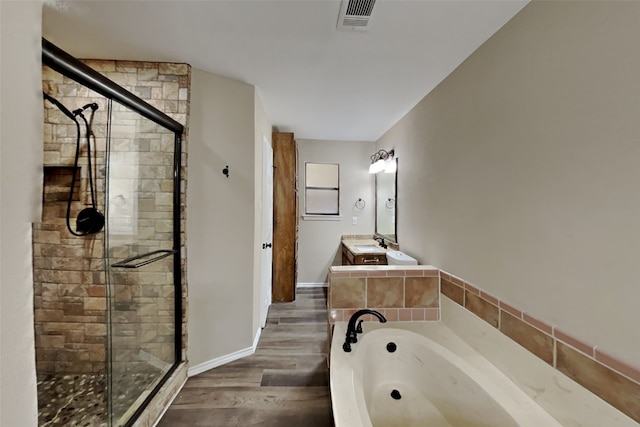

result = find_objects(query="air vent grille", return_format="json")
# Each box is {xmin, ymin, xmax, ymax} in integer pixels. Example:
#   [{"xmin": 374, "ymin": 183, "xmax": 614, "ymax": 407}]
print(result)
[
  {"xmin": 337, "ymin": 0, "xmax": 377, "ymax": 32},
  {"xmin": 343, "ymin": 17, "xmax": 369, "ymax": 27},
  {"xmin": 346, "ymin": 0, "xmax": 376, "ymax": 17}
]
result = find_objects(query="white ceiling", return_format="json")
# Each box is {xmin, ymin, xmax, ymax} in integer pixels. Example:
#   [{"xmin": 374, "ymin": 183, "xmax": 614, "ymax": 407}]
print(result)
[{"xmin": 42, "ymin": 0, "xmax": 528, "ymax": 141}]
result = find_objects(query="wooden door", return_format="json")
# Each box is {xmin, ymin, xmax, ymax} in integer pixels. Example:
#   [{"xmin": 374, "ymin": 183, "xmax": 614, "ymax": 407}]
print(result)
[{"xmin": 272, "ymin": 132, "xmax": 297, "ymax": 302}]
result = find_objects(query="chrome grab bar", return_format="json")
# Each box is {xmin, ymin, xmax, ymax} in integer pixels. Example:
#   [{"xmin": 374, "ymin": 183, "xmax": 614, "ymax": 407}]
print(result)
[{"xmin": 110, "ymin": 249, "xmax": 176, "ymax": 269}]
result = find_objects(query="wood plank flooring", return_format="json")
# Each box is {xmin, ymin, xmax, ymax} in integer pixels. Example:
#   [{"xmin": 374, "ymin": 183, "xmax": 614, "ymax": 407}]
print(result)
[{"xmin": 158, "ymin": 287, "xmax": 333, "ymax": 426}]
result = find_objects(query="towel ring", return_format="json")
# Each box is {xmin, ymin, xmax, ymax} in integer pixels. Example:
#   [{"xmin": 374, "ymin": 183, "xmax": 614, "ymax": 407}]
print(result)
[{"xmin": 355, "ymin": 198, "xmax": 366, "ymax": 209}]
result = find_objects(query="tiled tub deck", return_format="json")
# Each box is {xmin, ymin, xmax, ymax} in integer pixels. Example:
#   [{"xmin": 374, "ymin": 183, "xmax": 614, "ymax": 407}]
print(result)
[{"xmin": 327, "ymin": 266, "xmax": 640, "ymax": 424}]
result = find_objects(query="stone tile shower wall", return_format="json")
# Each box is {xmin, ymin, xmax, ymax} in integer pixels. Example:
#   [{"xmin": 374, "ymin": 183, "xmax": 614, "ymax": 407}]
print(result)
[{"xmin": 35, "ymin": 60, "xmax": 190, "ymax": 375}]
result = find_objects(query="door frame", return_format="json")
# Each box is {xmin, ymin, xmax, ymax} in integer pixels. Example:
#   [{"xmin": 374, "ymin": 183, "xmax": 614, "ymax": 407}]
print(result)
[{"xmin": 260, "ymin": 135, "xmax": 273, "ymax": 327}]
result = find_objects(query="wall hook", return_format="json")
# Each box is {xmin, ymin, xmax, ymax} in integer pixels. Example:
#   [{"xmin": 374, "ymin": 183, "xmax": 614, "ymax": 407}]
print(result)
[{"xmin": 223, "ymin": 165, "xmax": 229, "ymax": 178}]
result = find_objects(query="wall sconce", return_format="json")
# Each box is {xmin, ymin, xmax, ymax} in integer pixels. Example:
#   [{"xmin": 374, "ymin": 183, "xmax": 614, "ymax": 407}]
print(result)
[{"xmin": 369, "ymin": 149, "xmax": 395, "ymax": 174}]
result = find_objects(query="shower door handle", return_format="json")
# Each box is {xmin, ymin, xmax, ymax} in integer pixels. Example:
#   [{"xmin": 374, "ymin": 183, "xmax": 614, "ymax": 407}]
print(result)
[{"xmin": 111, "ymin": 249, "xmax": 177, "ymax": 268}]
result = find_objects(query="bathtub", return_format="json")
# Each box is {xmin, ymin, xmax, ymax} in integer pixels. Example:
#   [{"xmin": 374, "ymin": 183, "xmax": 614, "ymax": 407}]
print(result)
[{"xmin": 330, "ymin": 322, "xmax": 562, "ymax": 427}]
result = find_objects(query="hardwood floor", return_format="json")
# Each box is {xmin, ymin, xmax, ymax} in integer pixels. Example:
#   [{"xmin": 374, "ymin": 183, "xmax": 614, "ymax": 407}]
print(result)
[{"xmin": 158, "ymin": 287, "xmax": 333, "ymax": 426}]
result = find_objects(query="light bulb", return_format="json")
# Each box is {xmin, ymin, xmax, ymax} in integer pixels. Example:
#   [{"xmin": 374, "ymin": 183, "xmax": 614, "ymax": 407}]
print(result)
[{"xmin": 384, "ymin": 158, "xmax": 396, "ymax": 173}]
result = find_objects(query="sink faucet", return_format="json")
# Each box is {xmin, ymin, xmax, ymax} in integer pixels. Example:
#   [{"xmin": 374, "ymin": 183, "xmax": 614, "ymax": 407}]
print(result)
[
  {"xmin": 375, "ymin": 237, "xmax": 388, "ymax": 249},
  {"xmin": 342, "ymin": 309, "xmax": 387, "ymax": 352}
]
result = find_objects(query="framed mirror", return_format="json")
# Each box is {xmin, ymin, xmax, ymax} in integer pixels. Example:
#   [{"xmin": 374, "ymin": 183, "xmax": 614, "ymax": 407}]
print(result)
[{"xmin": 375, "ymin": 158, "xmax": 397, "ymax": 243}]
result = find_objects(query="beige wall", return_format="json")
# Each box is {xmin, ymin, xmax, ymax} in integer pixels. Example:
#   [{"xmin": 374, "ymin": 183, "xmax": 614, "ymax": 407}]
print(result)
[
  {"xmin": 187, "ymin": 68, "xmax": 258, "ymax": 366},
  {"xmin": 297, "ymin": 139, "xmax": 376, "ymax": 284},
  {"xmin": 377, "ymin": 1, "xmax": 640, "ymax": 368},
  {"xmin": 0, "ymin": 1, "xmax": 43, "ymax": 425}
]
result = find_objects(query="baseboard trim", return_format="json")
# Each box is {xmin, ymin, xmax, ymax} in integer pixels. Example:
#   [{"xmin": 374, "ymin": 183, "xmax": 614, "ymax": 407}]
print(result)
[
  {"xmin": 187, "ymin": 327, "xmax": 262, "ymax": 377},
  {"xmin": 297, "ymin": 282, "xmax": 328, "ymax": 288},
  {"xmin": 253, "ymin": 326, "xmax": 262, "ymax": 349}
]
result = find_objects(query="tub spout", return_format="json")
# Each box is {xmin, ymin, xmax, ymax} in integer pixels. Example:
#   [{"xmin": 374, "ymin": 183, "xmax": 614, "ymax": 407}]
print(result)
[{"xmin": 343, "ymin": 309, "xmax": 387, "ymax": 352}]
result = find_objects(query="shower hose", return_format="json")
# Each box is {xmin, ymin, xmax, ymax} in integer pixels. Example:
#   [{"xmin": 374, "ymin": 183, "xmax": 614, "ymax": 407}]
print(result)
[{"xmin": 43, "ymin": 92, "xmax": 104, "ymax": 236}]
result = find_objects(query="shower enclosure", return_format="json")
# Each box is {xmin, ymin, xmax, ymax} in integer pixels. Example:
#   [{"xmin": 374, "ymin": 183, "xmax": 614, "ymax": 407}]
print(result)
[{"xmin": 35, "ymin": 39, "xmax": 184, "ymax": 426}]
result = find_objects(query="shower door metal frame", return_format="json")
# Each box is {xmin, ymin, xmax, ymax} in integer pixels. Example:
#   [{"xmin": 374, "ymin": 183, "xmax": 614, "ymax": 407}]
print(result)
[{"xmin": 42, "ymin": 38, "xmax": 183, "ymax": 427}]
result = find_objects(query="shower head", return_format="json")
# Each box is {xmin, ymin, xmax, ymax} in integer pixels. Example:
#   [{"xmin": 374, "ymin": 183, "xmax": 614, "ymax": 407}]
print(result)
[{"xmin": 73, "ymin": 103, "xmax": 99, "ymax": 116}]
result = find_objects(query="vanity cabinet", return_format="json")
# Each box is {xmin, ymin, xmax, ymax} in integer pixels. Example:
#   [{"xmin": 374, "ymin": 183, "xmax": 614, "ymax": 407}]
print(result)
[{"xmin": 341, "ymin": 244, "xmax": 387, "ymax": 266}]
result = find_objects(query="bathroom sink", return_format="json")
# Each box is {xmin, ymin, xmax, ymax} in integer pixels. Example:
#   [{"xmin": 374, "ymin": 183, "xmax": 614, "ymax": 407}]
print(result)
[
  {"xmin": 386, "ymin": 250, "xmax": 418, "ymax": 265},
  {"xmin": 354, "ymin": 245, "xmax": 385, "ymax": 252}
]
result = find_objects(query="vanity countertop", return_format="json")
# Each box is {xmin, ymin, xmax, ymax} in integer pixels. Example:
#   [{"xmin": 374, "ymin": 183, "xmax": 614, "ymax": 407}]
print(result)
[
  {"xmin": 341, "ymin": 239, "xmax": 385, "ymax": 254},
  {"xmin": 341, "ymin": 236, "xmax": 399, "ymax": 255}
]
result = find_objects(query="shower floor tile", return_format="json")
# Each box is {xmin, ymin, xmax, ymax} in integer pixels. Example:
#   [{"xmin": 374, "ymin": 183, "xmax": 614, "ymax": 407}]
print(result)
[
  {"xmin": 37, "ymin": 371, "xmax": 160, "ymax": 426},
  {"xmin": 37, "ymin": 373, "xmax": 108, "ymax": 427}
]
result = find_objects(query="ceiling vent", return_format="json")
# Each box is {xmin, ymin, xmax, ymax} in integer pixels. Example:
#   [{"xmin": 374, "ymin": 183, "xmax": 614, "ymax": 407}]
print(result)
[{"xmin": 337, "ymin": 0, "xmax": 377, "ymax": 32}]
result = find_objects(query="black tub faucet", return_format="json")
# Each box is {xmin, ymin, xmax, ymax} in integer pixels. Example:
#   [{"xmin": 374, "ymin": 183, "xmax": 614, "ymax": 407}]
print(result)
[{"xmin": 343, "ymin": 309, "xmax": 387, "ymax": 352}]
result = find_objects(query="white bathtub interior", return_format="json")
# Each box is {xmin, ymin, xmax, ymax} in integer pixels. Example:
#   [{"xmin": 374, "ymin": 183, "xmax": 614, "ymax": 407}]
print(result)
[
  {"xmin": 331, "ymin": 322, "xmax": 560, "ymax": 427},
  {"xmin": 359, "ymin": 329, "xmax": 532, "ymax": 427}
]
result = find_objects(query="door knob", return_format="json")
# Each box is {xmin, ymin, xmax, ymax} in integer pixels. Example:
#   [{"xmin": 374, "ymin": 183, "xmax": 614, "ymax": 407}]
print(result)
[{"xmin": 262, "ymin": 243, "xmax": 272, "ymax": 249}]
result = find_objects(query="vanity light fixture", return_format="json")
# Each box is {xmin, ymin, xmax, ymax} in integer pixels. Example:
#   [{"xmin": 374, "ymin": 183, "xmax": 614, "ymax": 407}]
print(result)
[{"xmin": 369, "ymin": 149, "xmax": 395, "ymax": 174}]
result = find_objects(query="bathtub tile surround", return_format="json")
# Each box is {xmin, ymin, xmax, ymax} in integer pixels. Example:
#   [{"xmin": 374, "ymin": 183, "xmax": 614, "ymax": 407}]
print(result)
[
  {"xmin": 464, "ymin": 291, "xmax": 499, "ymax": 328},
  {"xmin": 441, "ymin": 275, "xmax": 464, "ymax": 305},
  {"xmin": 595, "ymin": 348, "xmax": 640, "ymax": 383},
  {"xmin": 328, "ymin": 266, "xmax": 440, "ymax": 324},
  {"xmin": 404, "ymin": 276, "xmax": 439, "ymax": 308},
  {"xmin": 501, "ymin": 312, "xmax": 554, "ymax": 365},
  {"xmin": 556, "ymin": 343, "xmax": 640, "ymax": 424},
  {"xmin": 329, "ymin": 277, "xmax": 366, "ymax": 308},
  {"xmin": 441, "ymin": 270, "xmax": 640, "ymax": 423},
  {"xmin": 367, "ymin": 277, "xmax": 403, "ymax": 307}
]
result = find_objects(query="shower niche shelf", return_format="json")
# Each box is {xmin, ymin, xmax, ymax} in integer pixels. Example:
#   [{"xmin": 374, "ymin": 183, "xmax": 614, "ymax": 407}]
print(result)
[{"xmin": 43, "ymin": 165, "xmax": 80, "ymax": 202}]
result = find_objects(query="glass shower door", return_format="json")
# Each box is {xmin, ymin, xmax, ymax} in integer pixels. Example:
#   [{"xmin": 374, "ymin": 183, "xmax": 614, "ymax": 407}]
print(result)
[{"xmin": 105, "ymin": 100, "xmax": 178, "ymax": 425}]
